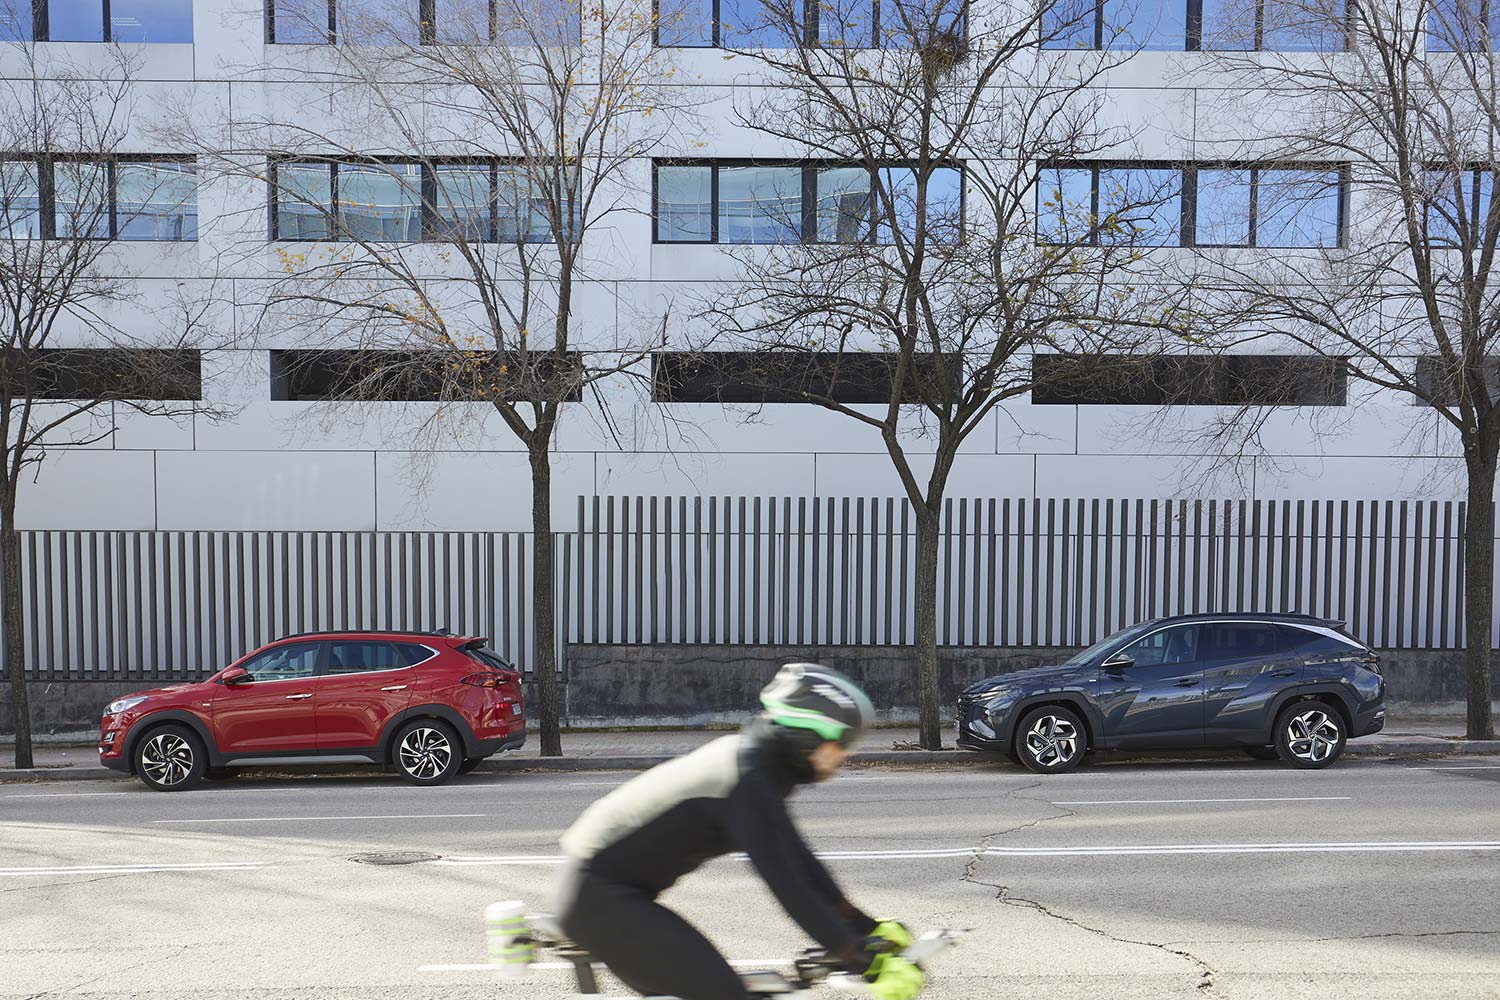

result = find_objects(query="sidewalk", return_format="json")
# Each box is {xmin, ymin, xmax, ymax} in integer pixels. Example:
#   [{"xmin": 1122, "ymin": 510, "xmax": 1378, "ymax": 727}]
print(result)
[{"xmin": 3, "ymin": 714, "xmax": 1498, "ymax": 782}]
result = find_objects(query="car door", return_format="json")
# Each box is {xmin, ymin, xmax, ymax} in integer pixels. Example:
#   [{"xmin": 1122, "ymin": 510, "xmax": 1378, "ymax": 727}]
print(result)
[
  {"xmin": 211, "ymin": 641, "xmax": 324, "ymax": 755},
  {"xmin": 1095, "ymin": 624, "xmax": 1206, "ymax": 749},
  {"xmin": 1202, "ymin": 623, "xmax": 1305, "ymax": 743},
  {"xmin": 314, "ymin": 640, "xmax": 422, "ymax": 750}
]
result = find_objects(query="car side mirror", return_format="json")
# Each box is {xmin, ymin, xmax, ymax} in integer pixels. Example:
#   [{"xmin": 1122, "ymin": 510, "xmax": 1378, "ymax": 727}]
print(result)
[
  {"xmin": 1102, "ymin": 654, "xmax": 1134, "ymax": 671},
  {"xmin": 221, "ymin": 666, "xmax": 252, "ymax": 685}
]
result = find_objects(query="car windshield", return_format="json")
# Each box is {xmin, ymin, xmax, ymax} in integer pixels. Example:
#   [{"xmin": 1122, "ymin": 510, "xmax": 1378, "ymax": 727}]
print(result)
[{"xmin": 1061, "ymin": 621, "xmax": 1157, "ymax": 666}]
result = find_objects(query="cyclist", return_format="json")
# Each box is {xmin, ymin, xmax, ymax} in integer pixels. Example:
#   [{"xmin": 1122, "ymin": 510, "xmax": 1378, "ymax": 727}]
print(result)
[{"xmin": 553, "ymin": 663, "xmax": 924, "ymax": 1000}]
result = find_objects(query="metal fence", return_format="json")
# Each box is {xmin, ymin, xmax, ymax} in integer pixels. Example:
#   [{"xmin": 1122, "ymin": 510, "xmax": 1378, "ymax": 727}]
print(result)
[{"xmin": 1, "ymin": 496, "xmax": 1488, "ymax": 681}]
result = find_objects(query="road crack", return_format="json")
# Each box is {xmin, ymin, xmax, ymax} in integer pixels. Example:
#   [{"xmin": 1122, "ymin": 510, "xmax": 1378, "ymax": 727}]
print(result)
[{"xmin": 958, "ymin": 781, "xmax": 1219, "ymax": 995}]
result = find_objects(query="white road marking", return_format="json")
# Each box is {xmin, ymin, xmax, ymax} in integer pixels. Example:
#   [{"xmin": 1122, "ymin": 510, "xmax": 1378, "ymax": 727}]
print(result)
[
  {"xmin": 153, "ymin": 813, "xmax": 487, "ymax": 824},
  {"xmin": 0, "ymin": 861, "xmax": 267, "ymax": 877},
  {"xmin": 419, "ymin": 959, "xmax": 792, "ymax": 973},
  {"xmin": 1053, "ymin": 796, "xmax": 1352, "ymax": 805},
  {"xmin": 2, "ymin": 790, "xmax": 140, "ymax": 799},
  {"xmin": 1407, "ymin": 765, "xmax": 1500, "ymax": 771},
  {"xmin": 436, "ymin": 839, "xmax": 1500, "ymax": 866}
]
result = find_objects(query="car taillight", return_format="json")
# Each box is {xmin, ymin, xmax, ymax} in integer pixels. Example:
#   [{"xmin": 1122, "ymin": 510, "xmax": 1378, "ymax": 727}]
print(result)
[{"xmin": 462, "ymin": 672, "xmax": 519, "ymax": 690}]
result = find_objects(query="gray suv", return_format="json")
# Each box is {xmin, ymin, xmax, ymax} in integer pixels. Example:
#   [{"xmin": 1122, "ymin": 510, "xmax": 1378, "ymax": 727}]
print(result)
[{"xmin": 956, "ymin": 613, "xmax": 1386, "ymax": 773}]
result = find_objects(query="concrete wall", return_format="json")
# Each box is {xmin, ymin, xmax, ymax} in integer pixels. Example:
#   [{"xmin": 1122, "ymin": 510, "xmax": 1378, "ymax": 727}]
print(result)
[{"xmin": 6, "ymin": 645, "xmax": 1496, "ymax": 735}]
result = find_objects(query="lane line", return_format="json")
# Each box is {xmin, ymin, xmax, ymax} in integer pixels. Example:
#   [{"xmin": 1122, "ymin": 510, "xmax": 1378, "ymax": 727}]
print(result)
[
  {"xmin": 0, "ymin": 861, "xmax": 267, "ymax": 877},
  {"xmin": 435, "ymin": 839, "xmax": 1500, "ymax": 865},
  {"xmin": 419, "ymin": 959, "xmax": 792, "ymax": 973},
  {"xmin": 153, "ymin": 813, "xmax": 487, "ymax": 825},
  {"xmin": 1406, "ymin": 765, "xmax": 1500, "ymax": 771},
  {"xmin": 1053, "ymin": 796, "xmax": 1352, "ymax": 805}
]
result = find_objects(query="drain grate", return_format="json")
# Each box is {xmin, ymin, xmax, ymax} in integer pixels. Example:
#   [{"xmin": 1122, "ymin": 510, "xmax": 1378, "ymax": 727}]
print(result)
[{"xmin": 350, "ymin": 851, "xmax": 441, "ymax": 866}]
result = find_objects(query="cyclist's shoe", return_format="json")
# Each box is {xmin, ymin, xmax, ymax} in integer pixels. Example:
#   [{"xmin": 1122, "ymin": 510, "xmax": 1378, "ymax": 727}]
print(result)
[
  {"xmin": 870, "ymin": 920, "xmax": 915, "ymax": 952},
  {"xmin": 864, "ymin": 953, "xmax": 925, "ymax": 1000}
]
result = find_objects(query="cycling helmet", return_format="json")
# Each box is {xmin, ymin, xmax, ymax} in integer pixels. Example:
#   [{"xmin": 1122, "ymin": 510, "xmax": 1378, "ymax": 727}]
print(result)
[{"xmin": 759, "ymin": 663, "xmax": 875, "ymax": 748}]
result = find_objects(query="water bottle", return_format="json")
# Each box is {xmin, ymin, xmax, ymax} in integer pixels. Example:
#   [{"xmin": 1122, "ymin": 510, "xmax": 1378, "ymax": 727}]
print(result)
[{"xmin": 485, "ymin": 900, "xmax": 531, "ymax": 975}]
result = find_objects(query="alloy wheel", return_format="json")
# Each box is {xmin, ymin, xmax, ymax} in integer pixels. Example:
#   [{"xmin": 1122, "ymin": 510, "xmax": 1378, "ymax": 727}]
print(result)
[
  {"xmin": 398, "ymin": 727, "xmax": 453, "ymax": 780},
  {"xmin": 1024, "ymin": 715, "xmax": 1079, "ymax": 768},
  {"xmin": 1285, "ymin": 708, "xmax": 1342, "ymax": 763},
  {"xmin": 140, "ymin": 732, "xmax": 195, "ymax": 787}
]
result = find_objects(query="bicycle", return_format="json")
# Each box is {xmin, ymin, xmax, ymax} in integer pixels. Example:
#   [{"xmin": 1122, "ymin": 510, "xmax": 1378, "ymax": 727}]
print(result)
[{"xmin": 485, "ymin": 900, "xmax": 963, "ymax": 997}]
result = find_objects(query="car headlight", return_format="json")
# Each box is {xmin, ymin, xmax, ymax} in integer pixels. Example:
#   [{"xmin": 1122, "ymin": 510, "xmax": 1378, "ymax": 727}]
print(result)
[
  {"xmin": 970, "ymin": 686, "xmax": 1014, "ymax": 702},
  {"xmin": 104, "ymin": 696, "xmax": 147, "ymax": 715}
]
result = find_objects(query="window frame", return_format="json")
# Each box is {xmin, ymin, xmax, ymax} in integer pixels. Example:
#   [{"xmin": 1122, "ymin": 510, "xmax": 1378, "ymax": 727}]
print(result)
[
  {"xmin": 651, "ymin": 158, "xmax": 965, "ymax": 245},
  {"xmin": 234, "ymin": 641, "xmax": 326, "ymax": 683},
  {"xmin": 264, "ymin": 0, "xmax": 574, "ymax": 46},
  {"xmin": 1037, "ymin": 160, "xmax": 1348, "ymax": 250},
  {"xmin": 0, "ymin": 154, "xmax": 198, "ymax": 242},
  {"xmin": 269, "ymin": 156, "xmax": 561, "ymax": 244},
  {"xmin": 9, "ymin": 0, "xmax": 195, "ymax": 42},
  {"xmin": 321, "ymin": 639, "xmax": 434, "ymax": 675},
  {"xmin": 651, "ymin": 0, "xmax": 966, "ymax": 50},
  {"xmin": 1040, "ymin": 0, "xmax": 1351, "ymax": 52}
]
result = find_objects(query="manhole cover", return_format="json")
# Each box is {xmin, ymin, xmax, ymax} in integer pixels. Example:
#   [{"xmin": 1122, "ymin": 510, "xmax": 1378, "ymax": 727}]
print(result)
[{"xmin": 349, "ymin": 851, "xmax": 441, "ymax": 866}]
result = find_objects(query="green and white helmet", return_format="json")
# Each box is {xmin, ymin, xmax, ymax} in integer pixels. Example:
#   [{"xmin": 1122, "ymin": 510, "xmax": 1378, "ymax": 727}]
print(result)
[{"xmin": 759, "ymin": 663, "xmax": 876, "ymax": 747}]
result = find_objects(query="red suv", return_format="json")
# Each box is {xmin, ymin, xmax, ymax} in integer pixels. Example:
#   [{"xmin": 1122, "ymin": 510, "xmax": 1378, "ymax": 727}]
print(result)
[{"xmin": 98, "ymin": 630, "xmax": 526, "ymax": 791}]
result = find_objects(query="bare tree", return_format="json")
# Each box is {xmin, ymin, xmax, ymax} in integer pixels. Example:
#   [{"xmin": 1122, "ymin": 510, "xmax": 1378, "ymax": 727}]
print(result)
[
  {"xmin": 175, "ymin": 0, "xmax": 689, "ymax": 755},
  {"xmin": 1, "ymin": 44, "xmax": 213, "ymax": 767},
  {"xmin": 690, "ymin": 0, "xmax": 1188, "ymax": 747},
  {"xmin": 1187, "ymin": 0, "xmax": 1500, "ymax": 738}
]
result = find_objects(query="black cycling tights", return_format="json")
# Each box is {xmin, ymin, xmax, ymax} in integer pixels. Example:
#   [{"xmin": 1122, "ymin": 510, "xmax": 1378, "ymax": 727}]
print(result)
[{"xmin": 554, "ymin": 862, "xmax": 745, "ymax": 1000}]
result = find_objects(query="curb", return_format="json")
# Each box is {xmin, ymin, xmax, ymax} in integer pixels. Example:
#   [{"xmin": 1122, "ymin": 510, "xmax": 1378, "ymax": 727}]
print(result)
[{"xmin": 2, "ymin": 739, "xmax": 1497, "ymax": 783}]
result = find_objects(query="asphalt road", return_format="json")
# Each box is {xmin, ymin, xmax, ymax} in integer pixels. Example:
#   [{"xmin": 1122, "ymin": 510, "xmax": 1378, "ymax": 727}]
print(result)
[{"xmin": 4, "ymin": 755, "xmax": 1500, "ymax": 1000}]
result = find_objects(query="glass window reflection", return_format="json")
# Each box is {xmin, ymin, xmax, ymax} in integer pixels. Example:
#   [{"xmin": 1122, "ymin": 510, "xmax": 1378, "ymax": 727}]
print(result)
[
  {"xmin": 719, "ymin": 0, "xmax": 796, "ymax": 47},
  {"xmin": 338, "ymin": 162, "xmax": 422, "ymax": 242},
  {"xmin": 47, "ymin": 0, "xmax": 104, "ymax": 40},
  {"xmin": 1098, "ymin": 167, "xmax": 1180, "ymax": 246},
  {"xmin": 434, "ymin": 0, "xmax": 488, "ymax": 43},
  {"xmin": 658, "ymin": 0, "xmax": 714, "ymax": 45},
  {"xmin": 1041, "ymin": 0, "xmax": 1097, "ymax": 47},
  {"xmin": 337, "ymin": 0, "xmax": 421, "ymax": 45},
  {"xmin": 493, "ymin": 0, "xmax": 582, "ymax": 45},
  {"xmin": 111, "ymin": 0, "xmax": 193, "ymax": 42},
  {"xmin": 116, "ymin": 161, "xmax": 198, "ymax": 241},
  {"xmin": 718, "ymin": 166, "xmax": 802, "ymax": 243},
  {"xmin": 1256, "ymin": 168, "xmax": 1340, "ymax": 247},
  {"xmin": 1260, "ymin": 0, "xmax": 1346, "ymax": 51},
  {"xmin": 271, "ymin": 0, "xmax": 331, "ymax": 43},
  {"xmin": 0, "ymin": 162, "xmax": 41, "ymax": 239},
  {"xmin": 1036, "ymin": 166, "xmax": 1096, "ymax": 243},
  {"xmin": 0, "ymin": 0, "xmax": 32, "ymax": 40},
  {"xmin": 816, "ymin": 168, "xmax": 872, "ymax": 243},
  {"xmin": 432, "ymin": 165, "xmax": 494, "ymax": 242},
  {"xmin": 1102, "ymin": 0, "xmax": 1186, "ymax": 50},
  {"xmin": 876, "ymin": 166, "xmax": 962, "ymax": 244},
  {"xmin": 1195, "ymin": 168, "xmax": 1252, "ymax": 246},
  {"xmin": 657, "ymin": 166, "xmax": 713, "ymax": 242},
  {"xmin": 53, "ymin": 161, "xmax": 110, "ymax": 239},
  {"xmin": 277, "ymin": 162, "xmax": 334, "ymax": 240},
  {"xmin": 496, "ymin": 167, "xmax": 554, "ymax": 243}
]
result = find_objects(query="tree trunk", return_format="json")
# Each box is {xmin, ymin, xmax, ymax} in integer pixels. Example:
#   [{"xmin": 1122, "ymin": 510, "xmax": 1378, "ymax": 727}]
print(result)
[
  {"xmin": 529, "ymin": 445, "xmax": 563, "ymax": 757},
  {"xmin": 2, "ymin": 495, "xmax": 32, "ymax": 770},
  {"xmin": 912, "ymin": 507, "xmax": 943, "ymax": 750},
  {"xmin": 1462, "ymin": 456, "xmax": 1497, "ymax": 741}
]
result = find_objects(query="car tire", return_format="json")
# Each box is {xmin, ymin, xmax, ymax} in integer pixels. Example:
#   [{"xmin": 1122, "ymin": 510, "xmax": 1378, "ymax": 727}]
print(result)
[
  {"xmin": 1014, "ymin": 705, "xmax": 1087, "ymax": 774},
  {"xmin": 459, "ymin": 756, "xmax": 483, "ymax": 775},
  {"xmin": 1242, "ymin": 746, "xmax": 1280, "ymax": 762},
  {"xmin": 133, "ymin": 724, "xmax": 207, "ymax": 792},
  {"xmin": 1274, "ymin": 701, "xmax": 1347, "ymax": 769},
  {"xmin": 393, "ymin": 719, "xmax": 462, "ymax": 786}
]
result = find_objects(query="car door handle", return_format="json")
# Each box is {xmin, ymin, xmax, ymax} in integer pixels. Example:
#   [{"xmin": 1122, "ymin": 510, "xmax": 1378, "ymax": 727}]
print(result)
[
  {"xmin": 1269, "ymin": 669, "xmax": 1297, "ymax": 678},
  {"xmin": 1174, "ymin": 678, "xmax": 1200, "ymax": 687},
  {"xmin": 284, "ymin": 693, "xmax": 313, "ymax": 700},
  {"xmin": 380, "ymin": 685, "xmax": 408, "ymax": 692}
]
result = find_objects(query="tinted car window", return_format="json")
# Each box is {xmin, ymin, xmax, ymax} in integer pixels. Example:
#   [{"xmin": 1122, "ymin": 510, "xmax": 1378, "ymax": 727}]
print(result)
[
  {"xmin": 325, "ymin": 640, "xmax": 418, "ymax": 675},
  {"xmin": 463, "ymin": 644, "xmax": 514, "ymax": 671},
  {"xmin": 239, "ymin": 641, "xmax": 321, "ymax": 681},
  {"xmin": 1275, "ymin": 625, "xmax": 1325, "ymax": 651},
  {"xmin": 1120, "ymin": 625, "xmax": 1201, "ymax": 665},
  {"xmin": 1201, "ymin": 622, "xmax": 1281, "ymax": 660}
]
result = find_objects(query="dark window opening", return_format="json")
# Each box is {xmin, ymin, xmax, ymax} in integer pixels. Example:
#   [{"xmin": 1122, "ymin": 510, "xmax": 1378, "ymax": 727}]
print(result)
[
  {"xmin": 1413, "ymin": 355, "xmax": 1500, "ymax": 406},
  {"xmin": 652, "ymin": 350, "xmax": 954, "ymax": 404},
  {"xmin": 269, "ymin": 349, "xmax": 583, "ymax": 402},
  {"xmin": 1031, "ymin": 354, "xmax": 1347, "ymax": 406},
  {"xmin": 0, "ymin": 348, "xmax": 202, "ymax": 400}
]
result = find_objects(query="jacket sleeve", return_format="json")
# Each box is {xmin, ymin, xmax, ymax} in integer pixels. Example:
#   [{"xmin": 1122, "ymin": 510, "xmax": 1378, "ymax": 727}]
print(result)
[
  {"xmin": 726, "ymin": 771, "xmax": 867, "ymax": 961},
  {"xmin": 797, "ymin": 839, "xmax": 878, "ymax": 935}
]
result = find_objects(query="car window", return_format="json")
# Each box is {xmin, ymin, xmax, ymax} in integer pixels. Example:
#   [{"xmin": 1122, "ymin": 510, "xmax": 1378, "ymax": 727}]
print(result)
[
  {"xmin": 1201, "ymin": 623, "xmax": 1281, "ymax": 660},
  {"xmin": 1275, "ymin": 625, "xmax": 1324, "ymax": 651},
  {"xmin": 462, "ymin": 643, "xmax": 514, "ymax": 671},
  {"xmin": 325, "ymin": 641, "xmax": 419, "ymax": 675},
  {"xmin": 239, "ymin": 642, "xmax": 321, "ymax": 681},
  {"xmin": 1119, "ymin": 625, "xmax": 1201, "ymax": 666}
]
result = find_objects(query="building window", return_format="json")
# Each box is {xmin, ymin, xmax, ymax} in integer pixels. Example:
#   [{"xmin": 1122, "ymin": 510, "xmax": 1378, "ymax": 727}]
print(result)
[
  {"xmin": 271, "ymin": 159, "xmax": 562, "ymax": 243},
  {"xmin": 1037, "ymin": 162, "xmax": 1344, "ymax": 249},
  {"xmin": 0, "ymin": 157, "xmax": 196, "ymax": 242},
  {"xmin": 1426, "ymin": 166, "xmax": 1496, "ymax": 247},
  {"xmin": 652, "ymin": 351, "xmax": 954, "ymax": 403},
  {"xmin": 652, "ymin": 161, "xmax": 963, "ymax": 245},
  {"xmin": 0, "ymin": 0, "xmax": 193, "ymax": 41},
  {"xmin": 655, "ymin": 0, "xmax": 965, "ymax": 49},
  {"xmin": 1041, "ymin": 0, "xmax": 1347, "ymax": 51},
  {"xmin": 1427, "ymin": 0, "xmax": 1499, "ymax": 51},
  {"xmin": 1031, "ymin": 354, "xmax": 1347, "ymax": 406},
  {"xmin": 1413, "ymin": 356, "xmax": 1500, "ymax": 405},
  {"xmin": 0, "ymin": 349, "xmax": 202, "ymax": 400},
  {"xmin": 269, "ymin": 350, "xmax": 584, "ymax": 401},
  {"xmin": 266, "ymin": 0, "xmax": 580, "ymax": 45}
]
